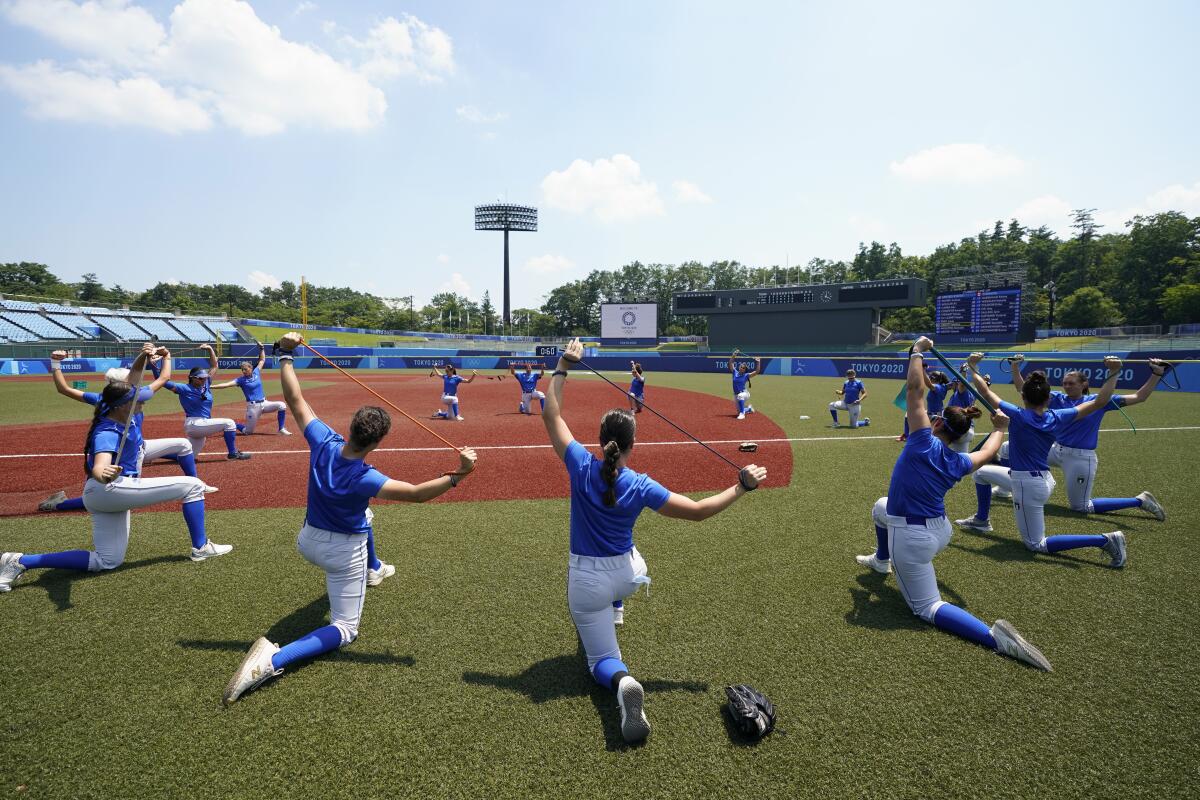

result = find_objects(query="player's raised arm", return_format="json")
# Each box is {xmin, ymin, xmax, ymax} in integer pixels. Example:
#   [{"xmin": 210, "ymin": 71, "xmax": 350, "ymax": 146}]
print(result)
[
  {"xmin": 464, "ymin": 369, "xmax": 478, "ymax": 384},
  {"xmin": 542, "ymin": 338, "xmax": 580, "ymax": 459},
  {"xmin": 967, "ymin": 409, "xmax": 1008, "ymax": 470},
  {"xmin": 750, "ymin": 357, "xmax": 762, "ymax": 378},
  {"xmin": 198, "ymin": 343, "xmax": 219, "ymax": 378},
  {"xmin": 508, "ymin": 362, "xmax": 517, "ymax": 377},
  {"xmin": 274, "ymin": 333, "xmax": 316, "ymax": 431},
  {"xmin": 1074, "ymin": 356, "xmax": 1122, "ymax": 420},
  {"xmin": 147, "ymin": 347, "xmax": 172, "ymax": 392},
  {"xmin": 48, "ymin": 350, "xmax": 88, "ymax": 401},
  {"xmin": 255, "ymin": 341, "xmax": 266, "ymax": 372},
  {"xmin": 1010, "ymin": 354, "xmax": 1027, "ymax": 393},
  {"xmin": 125, "ymin": 342, "xmax": 154, "ymax": 388},
  {"xmin": 905, "ymin": 337, "xmax": 934, "ymax": 432},
  {"xmin": 1118, "ymin": 357, "xmax": 1167, "ymax": 407},
  {"xmin": 656, "ymin": 464, "xmax": 767, "ymax": 521},
  {"xmin": 376, "ymin": 448, "xmax": 478, "ymax": 502},
  {"xmin": 966, "ymin": 351, "xmax": 1003, "ymax": 410}
]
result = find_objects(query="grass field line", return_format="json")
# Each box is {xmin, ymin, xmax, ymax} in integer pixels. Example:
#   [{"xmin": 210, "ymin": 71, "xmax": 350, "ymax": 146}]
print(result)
[{"xmin": 2, "ymin": 424, "xmax": 1198, "ymax": 459}]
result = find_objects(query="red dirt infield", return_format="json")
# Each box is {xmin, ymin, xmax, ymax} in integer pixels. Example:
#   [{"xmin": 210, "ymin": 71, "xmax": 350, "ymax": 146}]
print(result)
[{"xmin": 0, "ymin": 373, "xmax": 793, "ymax": 517}]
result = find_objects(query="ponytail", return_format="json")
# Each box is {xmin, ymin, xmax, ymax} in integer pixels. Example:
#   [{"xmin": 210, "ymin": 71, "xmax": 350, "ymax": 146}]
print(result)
[
  {"xmin": 598, "ymin": 409, "xmax": 637, "ymax": 507},
  {"xmin": 941, "ymin": 405, "xmax": 982, "ymax": 440},
  {"xmin": 601, "ymin": 440, "xmax": 621, "ymax": 507},
  {"xmin": 1022, "ymin": 370, "xmax": 1051, "ymax": 406}
]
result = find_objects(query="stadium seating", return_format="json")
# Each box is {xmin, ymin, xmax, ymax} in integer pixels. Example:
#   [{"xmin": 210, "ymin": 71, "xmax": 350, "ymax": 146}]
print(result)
[
  {"xmin": 172, "ymin": 318, "xmax": 218, "ymax": 340},
  {"xmin": 197, "ymin": 318, "xmax": 244, "ymax": 342},
  {"xmin": 0, "ymin": 311, "xmax": 77, "ymax": 339},
  {"xmin": 0, "ymin": 318, "xmax": 40, "ymax": 342},
  {"xmin": 92, "ymin": 315, "xmax": 151, "ymax": 340},
  {"xmin": 0, "ymin": 299, "xmax": 40, "ymax": 312},
  {"xmin": 129, "ymin": 316, "xmax": 189, "ymax": 341},
  {"xmin": 46, "ymin": 314, "xmax": 99, "ymax": 338}
]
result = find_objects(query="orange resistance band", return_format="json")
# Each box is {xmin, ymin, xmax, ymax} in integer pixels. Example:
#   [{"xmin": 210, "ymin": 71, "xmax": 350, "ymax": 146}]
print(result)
[{"xmin": 300, "ymin": 339, "xmax": 461, "ymax": 453}]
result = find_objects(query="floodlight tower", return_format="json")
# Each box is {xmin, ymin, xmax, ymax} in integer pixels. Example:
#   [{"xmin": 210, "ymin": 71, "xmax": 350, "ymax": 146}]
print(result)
[{"xmin": 475, "ymin": 203, "xmax": 538, "ymax": 329}]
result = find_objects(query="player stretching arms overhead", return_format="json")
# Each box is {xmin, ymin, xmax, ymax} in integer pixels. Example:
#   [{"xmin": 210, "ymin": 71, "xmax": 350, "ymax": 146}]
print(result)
[
  {"xmin": 628, "ymin": 362, "xmax": 646, "ymax": 414},
  {"xmin": 223, "ymin": 333, "xmax": 478, "ymax": 704},
  {"xmin": 855, "ymin": 336, "xmax": 1052, "ymax": 670},
  {"xmin": 830, "ymin": 369, "xmax": 870, "ymax": 428},
  {"xmin": 899, "ymin": 369, "xmax": 948, "ymax": 441},
  {"xmin": 430, "ymin": 363, "xmax": 477, "ymax": 421},
  {"xmin": 955, "ymin": 352, "xmax": 1129, "ymax": 568},
  {"xmin": 157, "ymin": 344, "xmax": 251, "ymax": 460},
  {"xmin": 211, "ymin": 341, "xmax": 292, "ymax": 436},
  {"xmin": 510, "ymin": 361, "xmax": 546, "ymax": 415},
  {"xmin": 543, "ymin": 338, "xmax": 766, "ymax": 743},
  {"xmin": 1, "ymin": 344, "xmax": 232, "ymax": 593},
  {"xmin": 1010, "ymin": 354, "xmax": 1167, "ymax": 520},
  {"xmin": 729, "ymin": 354, "xmax": 761, "ymax": 420}
]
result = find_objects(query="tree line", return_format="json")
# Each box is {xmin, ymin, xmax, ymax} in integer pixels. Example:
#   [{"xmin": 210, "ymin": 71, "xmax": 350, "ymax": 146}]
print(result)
[{"xmin": 2, "ymin": 208, "xmax": 1197, "ymax": 337}]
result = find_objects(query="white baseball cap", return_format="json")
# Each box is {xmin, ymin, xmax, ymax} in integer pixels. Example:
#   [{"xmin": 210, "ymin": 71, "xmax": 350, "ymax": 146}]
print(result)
[{"xmin": 105, "ymin": 367, "xmax": 130, "ymax": 384}]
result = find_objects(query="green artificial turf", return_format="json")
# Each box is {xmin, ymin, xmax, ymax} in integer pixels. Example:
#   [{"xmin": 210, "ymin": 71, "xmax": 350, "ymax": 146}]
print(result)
[{"xmin": 1, "ymin": 371, "xmax": 1198, "ymax": 799}]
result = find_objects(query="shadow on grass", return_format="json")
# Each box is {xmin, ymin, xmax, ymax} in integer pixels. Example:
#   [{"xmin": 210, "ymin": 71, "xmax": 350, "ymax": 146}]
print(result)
[
  {"xmin": 948, "ymin": 528, "xmax": 1094, "ymax": 569},
  {"xmin": 844, "ymin": 571, "xmax": 968, "ymax": 632},
  {"xmin": 462, "ymin": 642, "xmax": 707, "ymax": 751},
  {"xmin": 23, "ymin": 553, "xmax": 192, "ymax": 612}
]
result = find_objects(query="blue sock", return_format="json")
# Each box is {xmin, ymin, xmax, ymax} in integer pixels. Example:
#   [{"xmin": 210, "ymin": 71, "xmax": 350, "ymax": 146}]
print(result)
[
  {"xmin": 181, "ymin": 500, "xmax": 207, "ymax": 549},
  {"xmin": 830, "ymin": 409, "xmax": 838, "ymax": 423},
  {"xmin": 737, "ymin": 398, "xmax": 745, "ymax": 414},
  {"xmin": 223, "ymin": 430, "xmax": 238, "ymax": 454},
  {"xmin": 277, "ymin": 410, "xmax": 287, "ymax": 429},
  {"xmin": 178, "ymin": 453, "xmax": 198, "ymax": 478},
  {"xmin": 1045, "ymin": 534, "xmax": 1108, "ymax": 553},
  {"xmin": 974, "ymin": 482, "xmax": 993, "ymax": 521},
  {"xmin": 20, "ymin": 550, "xmax": 90, "ymax": 570},
  {"xmin": 161, "ymin": 454, "xmax": 179, "ymax": 463},
  {"xmin": 612, "ymin": 600, "xmax": 623, "ymax": 610},
  {"xmin": 933, "ymin": 604, "xmax": 997, "ymax": 649},
  {"xmin": 366, "ymin": 528, "xmax": 381, "ymax": 571},
  {"xmin": 235, "ymin": 422, "xmax": 246, "ymax": 433},
  {"xmin": 874, "ymin": 525, "xmax": 889, "ymax": 560},
  {"xmin": 539, "ymin": 398, "xmax": 545, "ymax": 410},
  {"xmin": 903, "ymin": 418, "xmax": 910, "ymax": 437},
  {"xmin": 272, "ymin": 624, "xmax": 344, "ymax": 670},
  {"xmin": 1091, "ymin": 497, "xmax": 1140, "ymax": 514},
  {"xmin": 451, "ymin": 402, "xmax": 459, "ymax": 417},
  {"xmin": 592, "ymin": 656, "xmax": 629, "ymax": 690},
  {"xmin": 57, "ymin": 497, "xmax": 85, "ymax": 512}
]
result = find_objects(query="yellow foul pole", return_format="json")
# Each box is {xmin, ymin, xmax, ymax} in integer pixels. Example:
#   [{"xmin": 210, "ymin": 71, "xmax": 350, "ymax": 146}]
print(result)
[{"xmin": 301, "ymin": 275, "xmax": 307, "ymax": 330}]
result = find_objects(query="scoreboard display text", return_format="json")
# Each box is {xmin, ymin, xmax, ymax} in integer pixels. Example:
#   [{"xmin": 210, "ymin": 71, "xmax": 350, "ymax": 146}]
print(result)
[{"xmin": 935, "ymin": 288, "xmax": 1021, "ymax": 336}]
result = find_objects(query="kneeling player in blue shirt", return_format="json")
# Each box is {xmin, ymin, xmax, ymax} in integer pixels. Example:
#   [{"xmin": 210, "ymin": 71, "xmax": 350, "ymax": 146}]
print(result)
[
  {"xmin": 510, "ymin": 361, "xmax": 546, "ymax": 414},
  {"xmin": 830, "ymin": 369, "xmax": 870, "ymax": 428},
  {"xmin": 223, "ymin": 333, "xmax": 478, "ymax": 704}
]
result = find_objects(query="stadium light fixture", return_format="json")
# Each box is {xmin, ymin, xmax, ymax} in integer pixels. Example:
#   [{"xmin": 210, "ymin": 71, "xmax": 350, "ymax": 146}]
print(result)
[{"xmin": 475, "ymin": 203, "xmax": 538, "ymax": 328}]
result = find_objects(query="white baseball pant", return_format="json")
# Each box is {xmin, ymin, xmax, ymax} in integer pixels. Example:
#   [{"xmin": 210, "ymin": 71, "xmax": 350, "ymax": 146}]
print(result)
[
  {"xmin": 829, "ymin": 399, "xmax": 861, "ymax": 427},
  {"xmin": 1009, "ymin": 470, "xmax": 1057, "ymax": 552},
  {"xmin": 81, "ymin": 475, "xmax": 206, "ymax": 571},
  {"xmin": 296, "ymin": 523, "xmax": 369, "ymax": 645},
  {"xmin": 1047, "ymin": 443, "xmax": 1099, "ymax": 513},
  {"xmin": 441, "ymin": 393, "xmax": 459, "ymax": 409},
  {"xmin": 948, "ymin": 426, "xmax": 975, "ymax": 453},
  {"xmin": 972, "ymin": 441, "xmax": 1013, "ymax": 494},
  {"xmin": 138, "ymin": 437, "xmax": 192, "ymax": 473},
  {"xmin": 874, "ymin": 496, "xmax": 953, "ymax": 622},
  {"xmin": 184, "ymin": 416, "xmax": 236, "ymax": 455},
  {"xmin": 243, "ymin": 400, "xmax": 287, "ymax": 434},
  {"xmin": 568, "ymin": 548, "xmax": 650, "ymax": 671},
  {"xmin": 521, "ymin": 390, "xmax": 545, "ymax": 411}
]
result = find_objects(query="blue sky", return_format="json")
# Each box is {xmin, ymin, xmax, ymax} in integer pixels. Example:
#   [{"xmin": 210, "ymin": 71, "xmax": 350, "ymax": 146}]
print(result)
[{"xmin": 1, "ymin": 0, "xmax": 1198, "ymax": 310}]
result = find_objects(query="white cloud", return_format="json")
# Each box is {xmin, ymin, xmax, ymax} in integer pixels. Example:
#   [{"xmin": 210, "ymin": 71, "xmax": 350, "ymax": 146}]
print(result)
[
  {"xmin": 1144, "ymin": 181, "xmax": 1200, "ymax": 217},
  {"xmin": 293, "ymin": 1, "xmax": 316, "ymax": 14},
  {"xmin": 436, "ymin": 253, "xmax": 450, "ymax": 264},
  {"xmin": 456, "ymin": 104, "xmax": 506, "ymax": 124},
  {"xmin": 524, "ymin": 254, "xmax": 574, "ymax": 275},
  {"xmin": 0, "ymin": 0, "xmax": 458, "ymax": 135},
  {"xmin": 672, "ymin": 179, "xmax": 713, "ymax": 204},
  {"xmin": 349, "ymin": 14, "xmax": 455, "ymax": 83},
  {"xmin": 541, "ymin": 154, "xmax": 664, "ymax": 223},
  {"xmin": 890, "ymin": 143, "xmax": 1026, "ymax": 183},
  {"xmin": 1005, "ymin": 195, "xmax": 1073, "ymax": 233},
  {"xmin": 439, "ymin": 272, "xmax": 471, "ymax": 297},
  {"xmin": 246, "ymin": 269, "xmax": 281, "ymax": 291},
  {"xmin": 0, "ymin": 61, "xmax": 211, "ymax": 132}
]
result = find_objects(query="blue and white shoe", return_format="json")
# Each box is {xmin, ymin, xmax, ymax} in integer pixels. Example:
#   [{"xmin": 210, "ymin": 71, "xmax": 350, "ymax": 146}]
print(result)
[
  {"xmin": 616, "ymin": 676, "xmax": 650, "ymax": 743},
  {"xmin": 1102, "ymin": 531, "xmax": 1127, "ymax": 568},
  {"xmin": 0, "ymin": 552, "xmax": 26, "ymax": 593},
  {"xmin": 991, "ymin": 619, "xmax": 1052, "ymax": 671}
]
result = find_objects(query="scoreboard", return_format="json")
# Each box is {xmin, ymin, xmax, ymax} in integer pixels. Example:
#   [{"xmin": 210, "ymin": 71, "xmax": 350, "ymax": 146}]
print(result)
[
  {"xmin": 673, "ymin": 278, "xmax": 926, "ymax": 315},
  {"xmin": 935, "ymin": 288, "xmax": 1022, "ymax": 336}
]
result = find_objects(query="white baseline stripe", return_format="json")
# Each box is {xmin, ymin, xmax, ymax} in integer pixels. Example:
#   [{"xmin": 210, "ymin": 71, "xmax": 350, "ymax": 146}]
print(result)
[{"xmin": 2, "ymin": 426, "xmax": 1197, "ymax": 459}]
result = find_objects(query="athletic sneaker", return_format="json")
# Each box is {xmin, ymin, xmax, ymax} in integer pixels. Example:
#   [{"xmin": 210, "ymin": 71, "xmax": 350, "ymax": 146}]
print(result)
[
  {"xmin": 855, "ymin": 553, "xmax": 891, "ymax": 574},
  {"xmin": 1136, "ymin": 491, "xmax": 1166, "ymax": 521},
  {"xmin": 455, "ymin": 415, "xmax": 465, "ymax": 421},
  {"xmin": 613, "ymin": 606, "xmax": 624, "ymax": 626},
  {"xmin": 992, "ymin": 486, "xmax": 1013, "ymax": 500},
  {"xmin": 831, "ymin": 422, "xmax": 841, "ymax": 428},
  {"xmin": 737, "ymin": 413, "xmax": 746, "ymax": 420},
  {"xmin": 278, "ymin": 429, "xmax": 293, "ymax": 436},
  {"xmin": 746, "ymin": 406, "xmax": 755, "ymax": 414},
  {"xmin": 955, "ymin": 516, "xmax": 993, "ymax": 533},
  {"xmin": 1102, "ymin": 531, "xmax": 1127, "ymax": 568},
  {"xmin": 0, "ymin": 552, "xmax": 26, "ymax": 593},
  {"xmin": 191, "ymin": 540, "xmax": 234, "ymax": 562},
  {"xmin": 616, "ymin": 675, "xmax": 650, "ymax": 743},
  {"xmin": 990, "ymin": 619, "xmax": 1053, "ymax": 671},
  {"xmin": 38, "ymin": 490, "xmax": 67, "ymax": 512},
  {"xmin": 223, "ymin": 636, "xmax": 282, "ymax": 706},
  {"xmin": 227, "ymin": 452, "xmax": 251, "ymax": 461},
  {"xmin": 860, "ymin": 418, "xmax": 871, "ymax": 427},
  {"xmin": 202, "ymin": 484, "xmax": 219, "ymax": 494},
  {"xmin": 367, "ymin": 562, "xmax": 395, "ymax": 587}
]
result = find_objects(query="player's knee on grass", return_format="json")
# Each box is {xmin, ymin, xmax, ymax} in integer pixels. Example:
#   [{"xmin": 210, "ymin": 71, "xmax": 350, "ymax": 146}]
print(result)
[
  {"xmin": 872, "ymin": 497, "xmax": 888, "ymax": 528},
  {"xmin": 332, "ymin": 620, "xmax": 358, "ymax": 646},
  {"xmin": 88, "ymin": 550, "xmax": 125, "ymax": 572}
]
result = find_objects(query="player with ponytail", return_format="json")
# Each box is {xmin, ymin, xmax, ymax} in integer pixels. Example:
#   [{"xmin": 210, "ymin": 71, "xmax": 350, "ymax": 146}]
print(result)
[
  {"xmin": 627, "ymin": 362, "xmax": 646, "ymax": 414},
  {"xmin": 543, "ymin": 338, "xmax": 766, "ymax": 744}
]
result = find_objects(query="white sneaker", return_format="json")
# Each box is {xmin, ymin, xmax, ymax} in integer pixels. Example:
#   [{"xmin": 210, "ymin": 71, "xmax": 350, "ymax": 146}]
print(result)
[
  {"xmin": 746, "ymin": 406, "xmax": 755, "ymax": 414},
  {"xmin": 860, "ymin": 418, "xmax": 871, "ymax": 427},
  {"xmin": 955, "ymin": 516, "xmax": 993, "ymax": 533},
  {"xmin": 990, "ymin": 619, "xmax": 1052, "ymax": 671},
  {"xmin": 191, "ymin": 540, "xmax": 233, "ymax": 562},
  {"xmin": 1102, "ymin": 531, "xmax": 1127, "ymax": 568},
  {"xmin": 737, "ymin": 413, "xmax": 746, "ymax": 420},
  {"xmin": 455, "ymin": 415, "xmax": 465, "ymax": 421},
  {"xmin": 202, "ymin": 484, "xmax": 219, "ymax": 494},
  {"xmin": 616, "ymin": 675, "xmax": 650, "ymax": 743},
  {"xmin": 278, "ymin": 428, "xmax": 293, "ymax": 436},
  {"xmin": 831, "ymin": 422, "xmax": 841, "ymax": 428},
  {"xmin": 367, "ymin": 562, "xmax": 395, "ymax": 587},
  {"xmin": 0, "ymin": 552, "xmax": 26, "ymax": 593},
  {"xmin": 38, "ymin": 490, "xmax": 67, "ymax": 512},
  {"xmin": 856, "ymin": 553, "xmax": 891, "ymax": 574},
  {"xmin": 613, "ymin": 606, "xmax": 624, "ymax": 626},
  {"xmin": 992, "ymin": 486, "xmax": 1012, "ymax": 499},
  {"xmin": 1136, "ymin": 491, "xmax": 1165, "ymax": 521},
  {"xmin": 223, "ymin": 636, "xmax": 282, "ymax": 705}
]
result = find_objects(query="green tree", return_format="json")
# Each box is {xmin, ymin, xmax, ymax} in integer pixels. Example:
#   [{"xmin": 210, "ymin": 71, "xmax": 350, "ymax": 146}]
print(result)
[
  {"xmin": 1159, "ymin": 284, "xmax": 1200, "ymax": 325},
  {"xmin": 1055, "ymin": 287, "xmax": 1123, "ymax": 327}
]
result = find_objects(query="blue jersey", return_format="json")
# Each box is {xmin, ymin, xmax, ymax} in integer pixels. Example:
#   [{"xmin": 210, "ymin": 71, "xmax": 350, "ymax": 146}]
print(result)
[
  {"xmin": 732, "ymin": 371, "xmax": 751, "ymax": 394},
  {"xmin": 516, "ymin": 371, "xmax": 541, "ymax": 392},
  {"xmin": 86, "ymin": 415, "xmax": 143, "ymax": 478},
  {"xmin": 165, "ymin": 379, "xmax": 213, "ymax": 418},
  {"xmin": 303, "ymin": 419, "xmax": 389, "ymax": 535},
  {"xmin": 1049, "ymin": 391, "xmax": 1125, "ymax": 450},
  {"xmin": 235, "ymin": 368, "xmax": 266, "ymax": 402},
  {"xmin": 886, "ymin": 427, "xmax": 973, "ymax": 518},
  {"xmin": 926, "ymin": 383, "xmax": 949, "ymax": 414},
  {"xmin": 442, "ymin": 374, "xmax": 464, "ymax": 396},
  {"xmin": 1000, "ymin": 400, "xmax": 1080, "ymax": 471},
  {"xmin": 949, "ymin": 388, "xmax": 975, "ymax": 409},
  {"xmin": 843, "ymin": 379, "xmax": 865, "ymax": 403},
  {"xmin": 630, "ymin": 375, "xmax": 645, "ymax": 397},
  {"xmin": 564, "ymin": 440, "xmax": 670, "ymax": 557}
]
